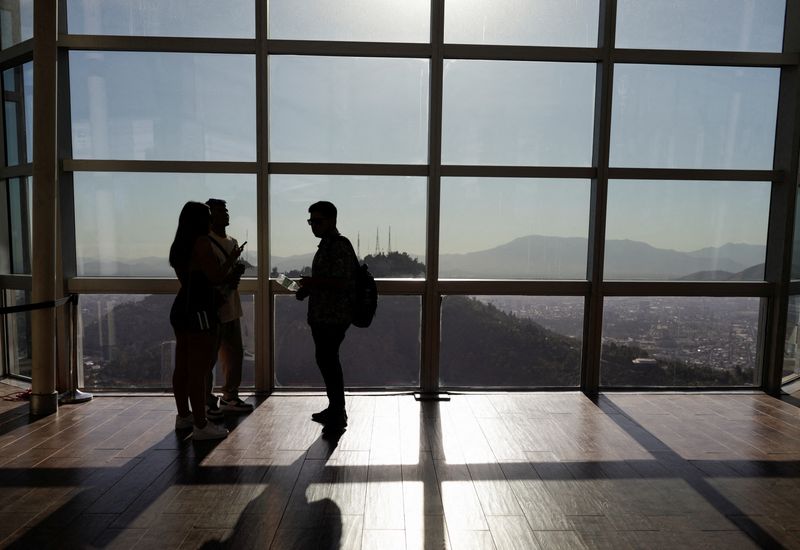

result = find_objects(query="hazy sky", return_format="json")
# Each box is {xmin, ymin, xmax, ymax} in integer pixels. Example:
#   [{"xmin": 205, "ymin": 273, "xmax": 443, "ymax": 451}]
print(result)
[{"xmin": 49, "ymin": 1, "xmax": 789, "ymax": 274}]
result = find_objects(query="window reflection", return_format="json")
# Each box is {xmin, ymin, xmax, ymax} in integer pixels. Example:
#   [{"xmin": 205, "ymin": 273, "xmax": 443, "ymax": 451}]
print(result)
[
  {"xmin": 4, "ymin": 290, "xmax": 31, "ymax": 378},
  {"xmin": 611, "ymin": 65, "xmax": 779, "ymax": 169},
  {"xmin": 269, "ymin": 56, "xmax": 429, "ymax": 164},
  {"xmin": 442, "ymin": 60, "xmax": 596, "ymax": 166},
  {"xmin": 445, "ymin": 0, "xmax": 599, "ymax": 47},
  {"xmin": 66, "ymin": 0, "xmax": 254, "ymax": 38},
  {"xmin": 617, "ymin": 0, "xmax": 785, "ymax": 52},
  {"xmin": 0, "ymin": 0, "xmax": 32, "ymax": 49},
  {"xmin": 70, "ymin": 52, "xmax": 256, "ymax": 161},
  {"xmin": 268, "ymin": 0, "xmax": 429, "ymax": 43},
  {"xmin": 2, "ymin": 63, "xmax": 32, "ymax": 166}
]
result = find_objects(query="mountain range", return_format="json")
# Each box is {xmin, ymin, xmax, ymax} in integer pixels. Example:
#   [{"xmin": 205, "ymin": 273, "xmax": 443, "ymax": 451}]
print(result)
[
  {"xmin": 78, "ymin": 235, "xmax": 768, "ymax": 280},
  {"xmin": 273, "ymin": 236, "xmax": 766, "ymax": 280}
]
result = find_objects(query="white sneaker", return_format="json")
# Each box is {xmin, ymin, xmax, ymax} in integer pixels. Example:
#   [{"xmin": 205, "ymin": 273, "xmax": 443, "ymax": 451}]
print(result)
[
  {"xmin": 192, "ymin": 422, "xmax": 228, "ymax": 440},
  {"xmin": 175, "ymin": 413, "xmax": 193, "ymax": 430}
]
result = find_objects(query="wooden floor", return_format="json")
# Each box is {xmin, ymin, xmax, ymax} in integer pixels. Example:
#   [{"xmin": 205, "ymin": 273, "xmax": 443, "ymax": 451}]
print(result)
[{"xmin": 1, "ymin": 388, "xmax": 800, "ymax": 549}]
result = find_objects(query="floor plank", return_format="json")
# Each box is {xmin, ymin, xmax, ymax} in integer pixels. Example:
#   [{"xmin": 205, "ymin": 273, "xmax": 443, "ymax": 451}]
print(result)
[{"xmin": 1, "ymin": 388, "xmax": 800, "ymax": 548}]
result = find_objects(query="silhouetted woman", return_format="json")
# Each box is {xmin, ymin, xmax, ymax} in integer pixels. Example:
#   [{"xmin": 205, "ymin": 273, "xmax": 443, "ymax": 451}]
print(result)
[{"xmin": 169, "ymin": 201, "xmax": 241, "ymax": 440}]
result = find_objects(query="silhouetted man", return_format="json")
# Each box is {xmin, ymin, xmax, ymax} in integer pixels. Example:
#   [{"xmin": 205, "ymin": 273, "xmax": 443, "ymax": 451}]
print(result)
[
  {"xmin": 296, "ymin": 201, "xmax": 357, "ymax": 433},
  {"xmin": 205, "ymin": 198, "xmax": 252, "ymax": 417}
]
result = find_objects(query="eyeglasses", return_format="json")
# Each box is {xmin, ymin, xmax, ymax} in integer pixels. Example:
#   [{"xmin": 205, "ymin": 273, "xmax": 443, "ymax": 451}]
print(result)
[{"xmin": 307, "ymin": 218, "xmax": 325, "ymax": 226}]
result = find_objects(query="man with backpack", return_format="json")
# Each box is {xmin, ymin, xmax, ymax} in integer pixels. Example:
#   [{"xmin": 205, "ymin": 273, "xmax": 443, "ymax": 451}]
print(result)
[{"xmin": 296, "ymin": 201, "xmax": 359, "ymax": 434}]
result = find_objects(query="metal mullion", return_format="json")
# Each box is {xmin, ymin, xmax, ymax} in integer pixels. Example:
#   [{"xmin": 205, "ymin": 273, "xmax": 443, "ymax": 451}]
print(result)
[
  {"xmin": 67, "ymin": 277, "xmax": 259, "ymax": 295},
  {"xmin": 68, "ymin": 278, "xmax": 180, "ymax": 294},
  {"xmin": 0, "ymin": 274, "xmax": 31, "ymax": 290},
  {"xmin": 0, "ymin": 163, "xmax": 32, "ymax": 179},
  {"xmin": 269, "ymin": 162, "xmax": 428, "ymax": 177},
  {"xmin": 444, "ymin": 44, "xmax": 602, "ymax": 63},
  {"xmin": 421, "ymin": 0, "xmax": 445, "ymax": 395},
  {"xmin": 612, "ymin": 48, "xmax": 797, "ymax": 68},
  {"xmin": 0, "ymin": 39, "xmax": 32, "ymax": 71},
  {"xmin": 608, "ymin": 167, "xmax": 781, "ymax": 182},
  {"xmin": 439, "ymin": 280, "xmax": 589, "ymax": 296},
  {"xmin": 58, "ymin": 35, "xmax": 256, "ymax": 55},
  {"xmin": 441, "ymin": 165, "xmax": 596, "ymax": 179},
  {"xmin": 270, "ymin": 279, "xmax": 426, "ymax": 295},
  {"xmin": 256, "ymin": 0, "xmax": 271, "ymax": 394},
  {"xmin": 62, "ymin": 159, "xmax": 257, "ymax": 174},
  {"xmin": 55, "ymin": 2, "xmax": 76, "ymax": 394},
  {"xmin": 582, "ymin": 0, "xmax": 617, "ymax": 397},
  {"xmin": 602, "ymin": 281, "xmax": 772, "ymax": 298},
  {"xmin": 266, "ymin": 39, "xmax": 430, "ymax": 58}
]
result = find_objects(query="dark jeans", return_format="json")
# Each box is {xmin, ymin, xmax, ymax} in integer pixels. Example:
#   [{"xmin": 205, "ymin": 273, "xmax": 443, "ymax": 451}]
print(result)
[{"xmin": 310, "ymin": 322, "xmax": 350, "ymax": 413}]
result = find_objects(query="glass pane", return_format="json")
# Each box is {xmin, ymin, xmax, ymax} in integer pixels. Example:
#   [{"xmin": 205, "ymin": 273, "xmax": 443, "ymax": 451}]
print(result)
[
  {"xmin": 617, "ymin": 0, "xmax": 785, "ymax": 53},
  {"xmin": 66, "ymin": 0, "xmax": 254, "ymax": 38},
  {"xmin": 4, "ymin": 289, "xmax": 31, "ymax": 378},
  {"xmin": 268, "ymin": 0, "xmax": 429, "ymax": 43},
  {"xmin": 439, "ymin": 178, "xmax": 590, "ymax": 279},
  {"xmin": 270, "ymin": 175, "xmax": 427, "ymax": 278},
  {"xmin": 0, "ymin": 0, "xmax": 32, "ymax": 49},
  {"xmin": 605, "ymin": 180, "xmax": 769, "ymax": 280},
  {"xmin": 442, "ymin": 60, "xmax": 596, "ymax": 166},
  {"xmin": 8, "ymin": 177, "xmax": 31, "ymax": 274},
  {"xmin": 80, "ymin": 293, "xmax": 255, "ymax": 389},
  {"xmin": 440, "ymin": 295, "xmax": 583, "ymax": 387},
  {"xmin": 445, "ymin": 0, "xmax": 599, "ymax": 47},
  {"xmin": 785, "ymin": 295, "xmax": 800, "ymax": 380},
  {"xmin": 269, "ymin": 56, "xmax": 429, "ymax": 164},
  {"xmin": 610, "ymin": 65, "xmax": 780, "ymax": 169},
  {"xmin": 70, "ymin": 52, "xmax": 256, "ymax": 161},
  {"xmin": 601, "ymin": 297, "xmax": 761, "ymax": 387},
  {"xmin": 2, "ymin": 63, "xmax": 32, "ymax": 165},
  {"xmin": 274, "ymin": 295, "xmax": 421, "ymax": 387},
  {"xmin": 74, "ymin": 172, "xmax": 257, "ymax": 276}
]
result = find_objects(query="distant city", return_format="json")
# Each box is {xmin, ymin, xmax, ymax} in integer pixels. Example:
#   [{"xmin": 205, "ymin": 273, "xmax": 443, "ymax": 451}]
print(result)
[{"xmin": 479, "ymin": 296, "xmax": 761, "ymax": 381}]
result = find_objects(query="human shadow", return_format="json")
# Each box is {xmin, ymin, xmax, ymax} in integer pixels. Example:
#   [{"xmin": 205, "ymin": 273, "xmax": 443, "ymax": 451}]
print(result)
[{"xmin": 201, "ymin": 432, "xmax": 344, "ymax": 549}]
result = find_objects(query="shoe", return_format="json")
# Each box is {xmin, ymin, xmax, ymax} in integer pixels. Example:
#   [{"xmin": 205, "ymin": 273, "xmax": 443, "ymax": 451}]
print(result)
[
  {"xmin": 321, "ymin": 411, "xmax": 348, "ymax": 433},
  {"xmin": 220, "ymin": 397, "xmax": 254, "ymax": 413},
  {"xmin": 311, "ymin": 408, "xmax": 331, "ymax": 423},
  {"xmin": 193, "ymin": 422, "xmax": 228, "ymax": 440},
  {"xmin": 206, "ymin": 404, "xmax": 224, "ymax": 419},
  {"xmin": 312, "ymin": 408, "xmax": 348, "ymax": 424},
  {"xmin": 175, "ymin": 413, "xmax": 193, "ymax": 430}
]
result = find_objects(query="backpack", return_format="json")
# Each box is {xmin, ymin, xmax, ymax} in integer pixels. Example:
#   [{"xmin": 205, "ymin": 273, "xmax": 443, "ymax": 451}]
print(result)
[{"xmin": 352, "ymin": 262, "xmax": 378, "ymax": 328}]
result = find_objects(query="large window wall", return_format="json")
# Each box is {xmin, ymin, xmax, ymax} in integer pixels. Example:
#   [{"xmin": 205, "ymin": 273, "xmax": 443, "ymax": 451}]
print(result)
[
  {"xmin": 0, "ymin": 0, "xmax": 33, "ymax": 382},
  {"xmin": 2, "ymin": 1, "xmax": 798, "ymax": 394}
]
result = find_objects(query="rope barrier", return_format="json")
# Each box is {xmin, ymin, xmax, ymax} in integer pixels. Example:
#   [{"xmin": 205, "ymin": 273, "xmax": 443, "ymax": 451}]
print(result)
[{"xmin": 0, "ymin": 294, "xmax": 78, "ymax": 315}]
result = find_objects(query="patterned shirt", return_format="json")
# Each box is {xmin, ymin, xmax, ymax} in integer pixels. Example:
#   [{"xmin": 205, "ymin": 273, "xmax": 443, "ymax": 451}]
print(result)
[{"xmin": 308, "ymin": 233, "xmax": 357, "ymax": 325}]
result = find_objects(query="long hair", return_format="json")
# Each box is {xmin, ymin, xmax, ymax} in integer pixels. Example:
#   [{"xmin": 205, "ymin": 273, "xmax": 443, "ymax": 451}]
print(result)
[{"xmin": 169, "ymin": 201, "xmax": 210, "ymax": 270}]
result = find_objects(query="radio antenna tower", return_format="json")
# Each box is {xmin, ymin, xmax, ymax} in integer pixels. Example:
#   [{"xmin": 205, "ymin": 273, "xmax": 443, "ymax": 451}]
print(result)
[
  {"xmin": 375, "ymin": 227, "xmax": 380, "ymax": 255},
  {"xmin": 388, "ymin": 226, "xmax": 392, "ymax": 254},
  {"xmin": 357, "ymin": 232, "xmax": 361, "ymax": 259}
]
